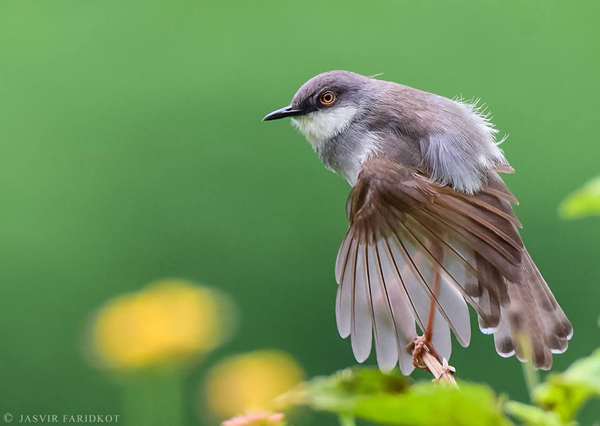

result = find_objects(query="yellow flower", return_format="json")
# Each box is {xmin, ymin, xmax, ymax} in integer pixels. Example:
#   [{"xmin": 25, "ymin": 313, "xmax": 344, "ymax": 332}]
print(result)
[
  {"xmin": 205, "ymin": 350, "xmax": 304, "ymax": 419},
  {"xmin": 90, "ymin": 279, "xmax": 233, "ymax": 369}
]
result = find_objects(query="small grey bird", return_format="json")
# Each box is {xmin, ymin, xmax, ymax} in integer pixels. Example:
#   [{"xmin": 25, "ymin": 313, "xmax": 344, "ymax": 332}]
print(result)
[{"xmin": 263, "ymin": 70, "xmax": 572, "ymax": 375}]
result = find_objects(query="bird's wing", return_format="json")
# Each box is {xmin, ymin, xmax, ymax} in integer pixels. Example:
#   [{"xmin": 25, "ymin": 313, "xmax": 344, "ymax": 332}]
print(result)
[{"xmin": 335, "ymin": 156, "xmax": 572, "ymax": 373}]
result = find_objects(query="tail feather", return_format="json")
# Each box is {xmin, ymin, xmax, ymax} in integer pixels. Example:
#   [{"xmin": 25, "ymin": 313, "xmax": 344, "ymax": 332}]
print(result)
[{"xmin": 492, "ymin": 250, "xmax": 572, "ymax": 370}]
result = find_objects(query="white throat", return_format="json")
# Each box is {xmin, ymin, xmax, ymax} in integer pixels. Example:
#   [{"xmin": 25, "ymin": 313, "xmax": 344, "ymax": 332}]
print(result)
[
  {"xmin": 291, "ymin": 106, "xmax": 358, "ymax": 151},
  {"xmin": 291, "ymin": 105, "xmax": 382, "ymax": 186}
]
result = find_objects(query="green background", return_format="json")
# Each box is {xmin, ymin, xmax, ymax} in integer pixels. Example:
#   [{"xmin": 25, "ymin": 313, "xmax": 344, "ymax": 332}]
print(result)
[{"xmin": 0, "ymin": 0, "xmax": 598, "ymax": 424}]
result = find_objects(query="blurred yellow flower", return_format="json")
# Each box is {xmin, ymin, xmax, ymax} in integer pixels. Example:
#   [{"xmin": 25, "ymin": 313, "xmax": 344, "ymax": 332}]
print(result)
[
  {"xmin": 90, "ymin": 279, "xmax": 233, "ymax": 369},
  {"xmin": 205, "ymin": 350, "xmax": 304, "ymax": 419}
]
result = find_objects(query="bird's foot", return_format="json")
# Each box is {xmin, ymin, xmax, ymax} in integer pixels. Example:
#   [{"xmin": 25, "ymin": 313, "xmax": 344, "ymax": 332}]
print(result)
[
  {"xmin": 409, "ymin": 335, "xmax": 458, "ymax": 387},
  {"xmin": 410, "ymin": 335, "xmax": 431, "ymax": 369}
]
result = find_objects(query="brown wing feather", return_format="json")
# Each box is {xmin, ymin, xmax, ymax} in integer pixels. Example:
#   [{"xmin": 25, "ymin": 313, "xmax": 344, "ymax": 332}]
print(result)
[{"xmin": 334, "ymin": 157, "xmax": 572, "ymax": 371}]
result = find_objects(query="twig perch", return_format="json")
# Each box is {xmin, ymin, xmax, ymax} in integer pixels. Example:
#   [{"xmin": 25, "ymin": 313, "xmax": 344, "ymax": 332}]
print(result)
[{"xmin": 418, "ymin": 348, "xmax": 458, "ymax": 387}]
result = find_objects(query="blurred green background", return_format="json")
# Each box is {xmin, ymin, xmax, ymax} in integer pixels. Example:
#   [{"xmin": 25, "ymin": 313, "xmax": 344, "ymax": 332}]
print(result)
[{"xmin": 0, "ymin": 0, "xmax": 598, "ymax": 424}]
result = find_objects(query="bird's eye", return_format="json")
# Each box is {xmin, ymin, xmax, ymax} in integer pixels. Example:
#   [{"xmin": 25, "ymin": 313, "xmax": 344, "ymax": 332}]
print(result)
[{"xmin": 319, "ymin": 91, "xmax": 336, "ymax": 106}]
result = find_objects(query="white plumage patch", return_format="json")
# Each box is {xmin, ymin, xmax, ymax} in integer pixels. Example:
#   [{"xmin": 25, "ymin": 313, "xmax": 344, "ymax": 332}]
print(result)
[
  {"xmin": 291, "ymin": 106, "xmax": 358, "ymax": 151},
  {"xmin": 454, "ymin": 97, "xmax": 508, "ymax": 165},
  {"xmin": 424, "ymin": 98, "xmax": 509, "ymax": 194},
  {"xmin": 340, "ymin": 132, "xmax": 382, "ymax": 186}
]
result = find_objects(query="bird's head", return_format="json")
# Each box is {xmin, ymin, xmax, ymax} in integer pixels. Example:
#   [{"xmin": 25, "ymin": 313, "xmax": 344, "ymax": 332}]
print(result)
[{"xmin": 263, "ymin": 70, "xmax": 372, "ymax": 148}]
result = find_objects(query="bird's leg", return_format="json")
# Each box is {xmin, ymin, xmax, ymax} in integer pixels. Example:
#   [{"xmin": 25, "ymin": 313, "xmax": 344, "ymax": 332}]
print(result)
[
  {"xmin": 411, "ymin": 245, "xmax": 444, "ymax": 369},
  {"xmin": 408, "ymin": 246, "xmax": 457, "ymax": 386}
]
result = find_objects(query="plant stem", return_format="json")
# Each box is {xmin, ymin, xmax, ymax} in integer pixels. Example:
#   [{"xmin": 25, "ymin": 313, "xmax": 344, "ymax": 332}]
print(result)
[
  {"xmin": 521, "ymin": 359, "xmax": 540, "ymax": 402},
  {"xmin": 338, "ymin": 414, "xmax": 356, "ymax": 426},
  {"xmin": 121, "ymin": 365, "xmax": 186, "ymax": 426},
  {"xmin": 516, "ymin": 332, "xmax": 540, "ymax": 401}
]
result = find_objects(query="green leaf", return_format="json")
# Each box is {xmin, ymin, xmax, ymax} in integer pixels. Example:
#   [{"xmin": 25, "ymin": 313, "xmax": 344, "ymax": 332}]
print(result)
[
  {"xmin": 533, "ymin": 349, "xmax": 600, "ymax": 422},
  {"xmin": 280, "ymin": 367, "xmax": 510, "ymax": 426},
  {"xmin": 505, "ymin": 401, "xmax": 567, "ymax": 426},
  {"xmin": 559, "ymin": 177, "xmax": 600, "ymax": 219}
]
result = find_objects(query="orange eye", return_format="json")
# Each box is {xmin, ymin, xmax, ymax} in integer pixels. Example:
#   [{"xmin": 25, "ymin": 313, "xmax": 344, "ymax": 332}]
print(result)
[{"xmin": 319, "ymin": 91, "xmax": 336, "ymax": 106}]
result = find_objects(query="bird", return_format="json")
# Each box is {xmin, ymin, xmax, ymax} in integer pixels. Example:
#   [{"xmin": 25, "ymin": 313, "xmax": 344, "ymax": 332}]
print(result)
[{"xmin": 263, "ymin": 70, "xmax": 572, "ymax": 376}]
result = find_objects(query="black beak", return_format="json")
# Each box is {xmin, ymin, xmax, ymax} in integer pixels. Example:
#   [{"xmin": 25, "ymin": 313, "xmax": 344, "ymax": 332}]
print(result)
[{"xmin": 262, "ymin": 105, "xmax": 304, "ymax": 121}]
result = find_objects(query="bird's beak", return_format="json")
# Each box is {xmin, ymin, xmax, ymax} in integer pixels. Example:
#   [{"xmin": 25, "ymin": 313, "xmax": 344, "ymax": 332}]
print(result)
[{"xmin": 262, "ymin": 105, "xmax": 304, "ymax": 121}]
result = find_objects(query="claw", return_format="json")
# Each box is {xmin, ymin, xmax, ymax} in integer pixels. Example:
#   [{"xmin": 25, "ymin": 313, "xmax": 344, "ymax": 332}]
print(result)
[
  {"xmin": 410, "ymin": 334, "xmax": 443, "ymax": 369},
  {"xmin": 410, "ymin": 335, "xmax": 429, "ymax": 369}
]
